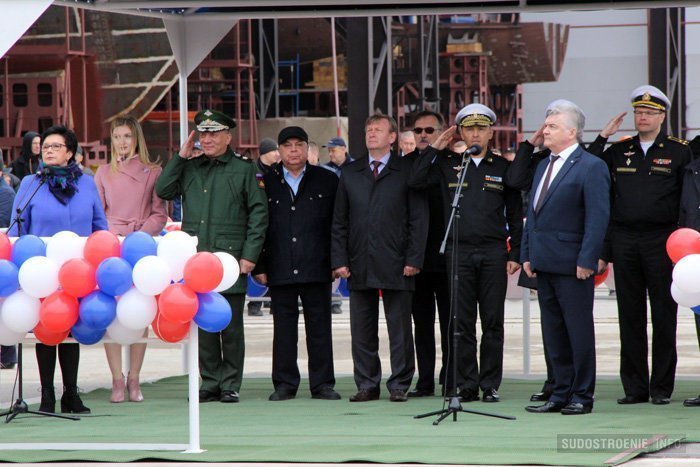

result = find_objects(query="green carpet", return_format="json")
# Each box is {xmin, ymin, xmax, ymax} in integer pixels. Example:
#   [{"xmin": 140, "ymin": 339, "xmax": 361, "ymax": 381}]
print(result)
[{"xmin": 0, "ymin": 376, "xmax": 698, "ymax": 466}]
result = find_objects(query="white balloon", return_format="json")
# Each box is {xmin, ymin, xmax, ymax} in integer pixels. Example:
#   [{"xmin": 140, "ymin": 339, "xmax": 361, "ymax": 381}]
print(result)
[
  {"xmin": 213, "ymin": 252, "xmax": 240, "ymax": 293},
  {"xmin": 106, "ymin": 320, "xmax": 146, "ymax": 345},
  {"xmin": 672, "ymin": 254, "xmax": 700, "ymax": 295},
  {"xmin": 0, "ymin": 290, "xmax": 41, "ymax": 333},
  {"xmin": 116, "ymin": 288, "xmax": 158, "ymax": 330},
  {"xmin": 132, "ymin": 256, "xmax": 172, "ymax": 296},
  {"xmin": 18, "ymin": 256, "xmax": 59, "ymax": 298},
  {"xmin": 0, "ymin": 324, "xmax": 24, "ymax": 346},
  {"xmin": 671, "ymin": 282, "xmax": 700, "ymax": 308},
  {"xmin": 46, "ymin": 231, "xmax": 84, "ymax": 266},
  {"xmin": 157, "ymin": 231, "xmax": 197, "ymax": 281}
]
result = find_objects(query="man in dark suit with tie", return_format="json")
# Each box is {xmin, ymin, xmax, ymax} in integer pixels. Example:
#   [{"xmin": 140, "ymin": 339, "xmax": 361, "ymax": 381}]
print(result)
[
  {"xmin": 332, "ymin": 113, "xmax": 428, "ymax": 403},
  {"xmin": 521, "ymin": 100, "xmax": 610, "ymax": 415}
]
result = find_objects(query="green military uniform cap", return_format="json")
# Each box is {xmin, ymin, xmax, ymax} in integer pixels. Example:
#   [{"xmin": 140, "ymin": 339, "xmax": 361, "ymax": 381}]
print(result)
[{"xmin": 194, "ymin": 109, "xmax": 236, "ymax": 132}]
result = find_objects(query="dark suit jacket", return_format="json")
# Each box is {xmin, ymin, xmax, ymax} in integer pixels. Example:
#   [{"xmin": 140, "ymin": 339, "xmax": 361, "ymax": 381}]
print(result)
[
  {"xmin": 257, "ymin": 164, "xmax": 338, "ymax": 286},
  {"xmin": 521, "ymin": 145, "xmax": 610, "ymax": 275},
  {"xmin": 331, "ymin": 153, "xmax": 428, "ymax": 291}
]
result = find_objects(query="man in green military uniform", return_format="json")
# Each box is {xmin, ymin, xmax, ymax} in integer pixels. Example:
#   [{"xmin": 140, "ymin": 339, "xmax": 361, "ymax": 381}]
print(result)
[{"xmin": 156, "ymin": 109, "xmax": 268, "ymax": 403}]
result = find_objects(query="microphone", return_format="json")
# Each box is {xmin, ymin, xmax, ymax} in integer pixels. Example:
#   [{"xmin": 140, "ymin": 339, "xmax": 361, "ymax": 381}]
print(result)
[{"xmin": 462, "ymin": 144, "xmax": 482, "ymax": 156}]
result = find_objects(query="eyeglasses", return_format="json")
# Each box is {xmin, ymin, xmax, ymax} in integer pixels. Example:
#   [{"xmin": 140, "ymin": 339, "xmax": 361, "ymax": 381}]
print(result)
[
  {"xmin": 633, "ymin": 110, "xmax": 663, "ymax": 117},
  {"xmin": 41, "ymin": 143, "xmax": 67, "ymax": 152},
  {"xmin": 412, "ymin": 127, "xmax": 436, "ymax": 135}
]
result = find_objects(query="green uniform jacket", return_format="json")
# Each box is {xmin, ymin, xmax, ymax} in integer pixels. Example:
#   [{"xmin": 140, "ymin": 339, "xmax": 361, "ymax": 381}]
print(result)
[{"xmin": 155, "ymin": 149, "xmax": 269, "ymax": 294}]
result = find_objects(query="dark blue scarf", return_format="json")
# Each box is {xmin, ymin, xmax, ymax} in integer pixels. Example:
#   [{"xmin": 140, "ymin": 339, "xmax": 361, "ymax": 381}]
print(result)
[{"xmin": 39, "ymin": 160, "xmax": 83, "ymax": 205}]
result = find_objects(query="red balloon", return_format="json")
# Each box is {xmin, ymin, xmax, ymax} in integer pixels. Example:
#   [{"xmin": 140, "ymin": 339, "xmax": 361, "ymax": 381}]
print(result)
[
  {"xmin": 39, "ymin": 291, "xmax": 79, "ymax": 332},
  {"xmin": 84, "ymin": 231, "xmax": 121, "ymax": 268},
  {"xmin": 183, "ymin": 252, "xmax": 224, "ymax": 293},
  {"xmin": 666, "ymin": 228, "xmax": 700, "ymax": 264},
  {"xmin": 33, "ymin": 321, "xmax": 70, "ymax": 346},
  {"xmin": 594, "ymin": 268, "xmax": 609, "ymax": 287},
  {"xmin": 152, "ymin": 311, "xmax": 190, "ymax": 343},
  {"xmin": 158, "ymin": 283, "xmax": 199, "ymax": 324},
  {"xmin": 0, "ymin": 233, "xmax": 11, "ymax": 261},
  {"xmin": 59, "ymin": 259, "xmax": 97, "ymax": 298}
]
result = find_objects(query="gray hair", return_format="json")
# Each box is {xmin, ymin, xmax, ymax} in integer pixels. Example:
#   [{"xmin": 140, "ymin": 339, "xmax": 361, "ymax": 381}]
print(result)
[
  {"xmin": 399, "ymin": 131, "xmax": 415, "ymax": 142},
  {"xmin": 545, "ymin": 99, "xmax": 586, "ymax": 142}
]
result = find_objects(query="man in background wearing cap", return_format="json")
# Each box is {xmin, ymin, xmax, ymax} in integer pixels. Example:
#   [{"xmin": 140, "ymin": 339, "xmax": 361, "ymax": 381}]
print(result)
[
  {"xmin": 156, "ymin": 109, "xmax": 268, "ymax": 404},
  {"xmin": 247, "ymin": 137, "xmax": 281, "ymax": 317},
  {"xmin": 403, "ymin": 109, "xmax": 451, "ymax": 399},
  {"xmin": 587, "ymin": 85, "xmax": 694, "ymax": 406},
  {"xmin": 332, "ymin": 113, "xmax": 428, "ymax": 403},
  {"xmin": 254, "ymin": 126, "xmax": 341, "ymax": 402},
  {"xmin": 322, "ymin": 137, "xmax": 352, "ymax": 177},
  {"xmin": 409, "ymin": 104, "xmax": 522, "ymax": 403}
]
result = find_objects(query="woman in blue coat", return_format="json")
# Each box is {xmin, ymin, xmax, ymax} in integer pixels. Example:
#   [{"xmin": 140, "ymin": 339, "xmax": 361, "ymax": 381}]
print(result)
[{"xmin": 9, "ymin": 125, "xmax": 108, "ymax": 414}]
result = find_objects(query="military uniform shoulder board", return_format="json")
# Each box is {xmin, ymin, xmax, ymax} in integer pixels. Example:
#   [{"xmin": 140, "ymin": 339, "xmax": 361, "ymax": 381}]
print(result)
[
  {"xmin": 233, "ymin": 152, "xmax": 252, "ymax": 162},
  {"xmin": 667, "ymin": 135, "xmax": 689, "ymax": 145}
]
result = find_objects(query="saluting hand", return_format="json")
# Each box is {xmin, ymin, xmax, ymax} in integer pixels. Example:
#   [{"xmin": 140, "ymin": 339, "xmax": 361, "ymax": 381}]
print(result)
[
  {"xmin": 528, "ymin": 125, "xmax": 545, "ymax": 148},
  {"xmin": 432, "ymin": 126, "xmax": 458, "ymax": 151},
  {"xmin": 178, "ymin": 131, "xmax": 198, "ymax": 159},
  {"xmin": 600, "ymin": 112, "xmax": 627, "ymax": 138}
]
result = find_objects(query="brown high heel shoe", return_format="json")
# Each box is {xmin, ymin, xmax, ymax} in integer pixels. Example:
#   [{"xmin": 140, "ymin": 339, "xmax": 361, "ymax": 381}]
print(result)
[
  {"xmin": 110, "ymin": 374, "xmax": 126, "ymax": 403},
  {"xmin": 127, "ymin": 374, "xmax": 144, "ymax": 402}
]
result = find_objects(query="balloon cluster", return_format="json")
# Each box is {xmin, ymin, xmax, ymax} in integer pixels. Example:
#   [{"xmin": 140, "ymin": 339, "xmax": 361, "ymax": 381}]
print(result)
[
  {"xmin": 667, "ymin": 228, "xmax": 700, "ymax": 314},
  {"xmin": 0, "ymin": 230, "xmax": 239, "ymax": 346}
]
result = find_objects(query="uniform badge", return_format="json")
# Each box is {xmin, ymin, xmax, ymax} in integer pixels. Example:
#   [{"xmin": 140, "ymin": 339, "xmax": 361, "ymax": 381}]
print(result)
[
  {"xmin": 652, "ymin": 158, "xmax": 672, "ymax": 165},
  {"xmin": 484, "ymin": 175, "xmax": 503, "ymax": 183},
  {"xmin": 255, "ymin": 173, "xmax": 265, "ymax": 188}
]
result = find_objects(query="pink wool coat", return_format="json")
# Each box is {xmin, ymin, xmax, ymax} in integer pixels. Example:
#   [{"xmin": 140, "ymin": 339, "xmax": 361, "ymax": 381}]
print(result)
[{"xmin": 94, "ymin": 157, "xmax": 167, "ymax": 236}]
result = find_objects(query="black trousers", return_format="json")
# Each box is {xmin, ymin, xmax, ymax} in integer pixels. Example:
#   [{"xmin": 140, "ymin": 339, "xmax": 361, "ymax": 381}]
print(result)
[
  {"xmin": 199, "ymin": 293, "xmax": 245, "ymax": 394},
  {"xmin": 270, "ymin": 282, "xmax": 335, "ymax": 395},
  {"xmin": 612, "ymin": 229, "xmax": 677, "ymax": 399},
  {"xmin": 538, "ymin": 272, "xmax": 596, "ymax": 406},
  {"xmin": 411, "ymin": 270, "xmax": 450, "ymax": 392},
  {"xmin": 35, "ymin": 343, "xmax": 80, "ymax": 388},
  {"xmin": 350, "ymin": 288, "xmax": 414, "ymax": 392},
  {"xmin": 445, "ymin": 246, "xmax": 507, "ymax": 393}
]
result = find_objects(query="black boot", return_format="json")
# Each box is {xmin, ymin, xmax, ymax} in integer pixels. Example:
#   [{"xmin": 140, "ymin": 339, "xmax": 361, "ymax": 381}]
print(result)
[
  {"xmin": 61, "ymin": 386, "xmax": 91, "ymax": 414},
  {"xmin": 39, "ymin": 387, "xmax": 56, "ymax": 413}
]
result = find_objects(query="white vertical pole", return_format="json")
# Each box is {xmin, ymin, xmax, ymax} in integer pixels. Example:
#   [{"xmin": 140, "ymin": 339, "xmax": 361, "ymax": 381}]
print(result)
[
  {"xmin": 185, "ymin": 321, "xmax": 202, "ymax": 453},
  {"xmin": 178, "ymin": 70, "xmax": 190, "ymax": 377}
]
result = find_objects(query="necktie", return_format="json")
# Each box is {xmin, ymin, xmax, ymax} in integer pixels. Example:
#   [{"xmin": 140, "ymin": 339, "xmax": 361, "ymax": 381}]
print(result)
[
  {"xmin": 371, "ymin": 160, "xmax": 381, "ymax": 179},
  {"xmin": 535, "ymin": 154, "xmax": 559, "ymax": 213}
]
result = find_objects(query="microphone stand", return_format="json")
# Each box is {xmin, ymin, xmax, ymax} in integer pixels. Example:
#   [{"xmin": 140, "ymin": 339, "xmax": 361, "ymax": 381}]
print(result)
[
  {"xmin": 415, "ymin": 149, "xmax": 515, "ymax": 424},
  {"xmin": 1, "ymin": 174, "xmax": 80, "ymax": 422}
]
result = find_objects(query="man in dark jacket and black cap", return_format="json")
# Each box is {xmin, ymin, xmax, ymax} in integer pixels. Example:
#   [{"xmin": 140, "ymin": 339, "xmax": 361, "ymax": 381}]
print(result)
[
  {"xmin": 11, "ymin": 132, "xmax": 41, "ymax": 180},
  {"xmin": 254, "ymin": 126, "xmax": 341, "ymax": 401}
]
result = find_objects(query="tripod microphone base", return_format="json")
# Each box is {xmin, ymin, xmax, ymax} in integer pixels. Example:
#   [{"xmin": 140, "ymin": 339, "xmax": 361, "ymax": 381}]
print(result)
[
  {"xmin": 414, "ymin": 396, "xmax": 516, "ymax": 424},
  {"xmin": 1, "ymin": 398, "xmax": 80, "ymax": 423}
]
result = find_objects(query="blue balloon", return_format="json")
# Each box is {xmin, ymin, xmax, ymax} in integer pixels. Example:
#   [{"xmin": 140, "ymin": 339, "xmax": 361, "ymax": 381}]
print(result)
[
  {"xmin": 0, "ymin": 260, "xmax": 19, "ymax": 297},
  {"xmin": 79, "ymin": 291, "xmax": 117, "ymax": 330},
  {"xmin": 11, "ymin": 235, "xmax": 46, "ymax": 268},
  {"xmin": 247, "ymin": 275, "xmax": 268, "ymax": 298},
  {"xmin": 121, "ymin": 231, "xmax": 157, "ymax": 267},
  {"xmin": 96, "ymin": 257, "xmax": 133, "ymax": 297},
  {"xmin": 692, "ymin": 305, "xmax": 700, "ymax": 316},
  {"xmin": 194, "ymin": 292, "xmax": 232, "ymax": 332},
  {"xmin": 71, "ymin": 317, "xmax": 106, "ymax": 345}
]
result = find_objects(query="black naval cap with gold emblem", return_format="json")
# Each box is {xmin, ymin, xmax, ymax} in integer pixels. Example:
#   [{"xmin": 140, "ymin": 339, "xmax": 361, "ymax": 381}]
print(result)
[
  {"xmin": 630, "ymin": 85, "xmax": 670, "ymax": 112},
  {"xmin": 194, "ymin": 109, "xmax": 236, "ymax": 132},
  {"xmin": 455, "ymin": 103, "xmax": 497, "ymax": 127}
]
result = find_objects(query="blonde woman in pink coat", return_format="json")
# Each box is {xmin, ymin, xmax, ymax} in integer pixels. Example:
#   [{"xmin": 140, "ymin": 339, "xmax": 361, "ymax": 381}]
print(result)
[{"xmin": 95, "ymin": 116, "xmax": 167, "ymax": 403}]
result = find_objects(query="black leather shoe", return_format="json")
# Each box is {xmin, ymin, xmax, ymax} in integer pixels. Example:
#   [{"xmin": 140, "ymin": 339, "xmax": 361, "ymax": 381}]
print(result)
[
  {"xmin": 349, "ymin": 388, "xmax": 380, "ymax": 402},
  {"xmin": 683, "ymin": 396, "xmax": 700, "ymax": 407},
  {"xmin": 407, "ymin": 388, "xmax": 434, "ymax": 398},
  {"xmin": 199, "ymin": 390, "xmax": 220, "ymax": 402},
  {"xmin": 220, "ymin": 391, "xmax": 240, "ymax": 403},
  {"xmin": 389, "ymin": 389, "xmax": 408, "ymax": 402},
  {"xmin": 530, "ymin": 391, "xmax": 552, "ymax": 402},
  {"xmin": 617, "ymin": 395, "xmax": 649, "ymax": 405},
  {"xmin": 561, "ymin": 402, "xmax": 592, "ymax": 415},
  {"xmin": 482, "ymin": 388, "xmax": 500, "ymax": 403},
  {"xmin": 269, "ymin": 390, "xmax": 295, "ymax": 401},
  {"xmin": 651, "ymin": 396, "xmax": 670, "ymax": 405},
  {"xmin": 312, "ymin": 387, "xmax": 341, "ymax": 400},
  {"xmin": 525, "ymin": 401, "xmax": 566, "ymax": 413},
  {"xmin": 61, "ymin": 386, "xmax": 91, "ymax": 414}
]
